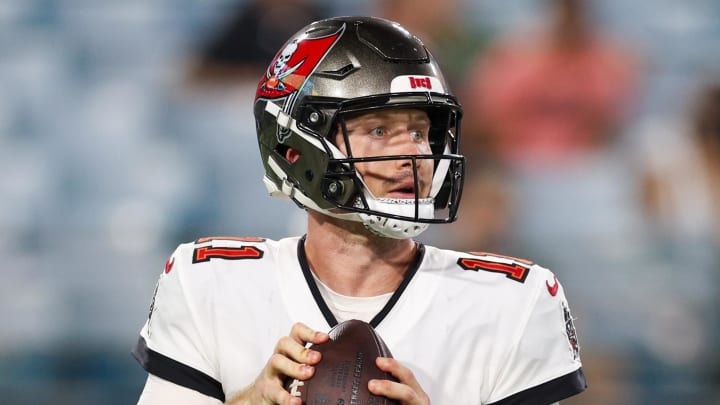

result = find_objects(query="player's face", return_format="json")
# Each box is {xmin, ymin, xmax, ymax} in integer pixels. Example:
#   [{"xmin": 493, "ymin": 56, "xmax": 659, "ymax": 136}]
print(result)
[{"xmin": 336, "ymin": 109, "xmax": 434, "ymax": 199}]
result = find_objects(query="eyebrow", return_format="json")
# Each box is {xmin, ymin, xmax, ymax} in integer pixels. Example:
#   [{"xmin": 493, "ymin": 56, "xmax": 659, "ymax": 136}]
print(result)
[
  {"xmin": 365, "ymin": 112, "xmax": 430, "ymax": 123},
  {"xmin": 344, "ymin": 111, "xmax": 431, "ymax": 133},
  {"xmin": 410, "ymin": 115, "xmax": 431, "ymax": 125}
]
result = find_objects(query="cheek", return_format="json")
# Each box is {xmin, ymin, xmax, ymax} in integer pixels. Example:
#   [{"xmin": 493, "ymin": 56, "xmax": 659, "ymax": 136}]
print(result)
[
  {"xmin": 421, "ymin": 161, "xmax": 434, "ymax": 176},
  {"xmin": 354, "ymin": 160, "xmax": 391, "ymax": 178},
  {"xmin": 352, "ymin": 141, "xmax": 383, "ymax": 157},
  {"xmin": 339, "ymin": 134, "xmax": 374, "ymax": 158},
  {"xmin": 419, "ymin": 163, "xmax": 434, "ymax": 190},
  {"xmin": 334, "ymin": 132, "xmax": 348, "ymax": 155}
]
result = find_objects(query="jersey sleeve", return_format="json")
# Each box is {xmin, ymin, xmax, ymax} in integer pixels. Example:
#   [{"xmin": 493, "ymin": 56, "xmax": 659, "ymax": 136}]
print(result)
[
  {"xmin": 137, "ymin": 374, "xmax": 224, "ymax": 405},
  {"xmin": 487, "ymin": 268, "xmax": 587, "ymax": 404},
  {"xmin": 132, "ymin": 243, "xmax": 225, "ymax": 402}
]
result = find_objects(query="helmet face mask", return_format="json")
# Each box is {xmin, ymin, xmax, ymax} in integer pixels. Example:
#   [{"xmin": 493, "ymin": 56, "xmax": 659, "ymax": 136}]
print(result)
[{"xmin": 254, "ymin": 17, "xmax": 465, "ymax": 238}]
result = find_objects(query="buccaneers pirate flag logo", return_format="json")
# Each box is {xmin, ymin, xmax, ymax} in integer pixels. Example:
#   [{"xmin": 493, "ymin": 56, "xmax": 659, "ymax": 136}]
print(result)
[{"xmin": 257, "ymin": 26, "xmax": 344, "ymax": 99}]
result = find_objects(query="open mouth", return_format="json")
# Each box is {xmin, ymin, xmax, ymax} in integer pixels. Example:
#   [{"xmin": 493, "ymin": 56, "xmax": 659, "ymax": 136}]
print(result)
[{"xmin": 388, "ymin": 181, "xmax": 418, "ymax": 198}]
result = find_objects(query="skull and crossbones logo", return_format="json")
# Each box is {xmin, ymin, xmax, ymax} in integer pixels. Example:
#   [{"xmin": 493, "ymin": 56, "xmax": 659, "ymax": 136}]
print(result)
[{"xmin": 266, "ymin": 39, "xmax": 304, "ymax": 91}]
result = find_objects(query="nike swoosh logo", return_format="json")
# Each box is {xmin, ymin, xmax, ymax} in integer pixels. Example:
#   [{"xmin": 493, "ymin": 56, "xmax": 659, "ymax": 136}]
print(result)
[{"xmin": 546, "ymin": 275, "xmax": 559, "ymax": 296}]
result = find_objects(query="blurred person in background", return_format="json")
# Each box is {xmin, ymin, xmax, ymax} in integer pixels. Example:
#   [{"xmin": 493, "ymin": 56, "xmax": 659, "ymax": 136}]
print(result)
[
  {"xmin": 639, "ymin": 83, "xmax": 720, "ymax": 246},
  {"xmin": 462, "ymin": 0, "xmax": 639, "ymax": 170},
  {"xmin": 186, "ymin": 0, "xmax": 327, "ymax": 85},
  {"xmin": 632, "ymin": 82, "xmax": 720, "ymax": 403}
]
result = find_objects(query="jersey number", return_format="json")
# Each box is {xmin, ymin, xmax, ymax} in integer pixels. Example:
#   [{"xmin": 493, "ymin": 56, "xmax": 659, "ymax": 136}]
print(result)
[
  {"xmin": 456, "ymin": 257, "xmax": 531, "ymax": 283},
  {"xmin": 193, "ymin": 246, "xmax": 264, "ymax": 263}
]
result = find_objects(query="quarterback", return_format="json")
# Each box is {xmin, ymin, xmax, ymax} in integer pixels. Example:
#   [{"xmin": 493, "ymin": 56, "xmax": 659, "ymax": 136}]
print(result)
[{"xmin": 132, "ymin": 16, "xmax": 587, "ymax": 404}]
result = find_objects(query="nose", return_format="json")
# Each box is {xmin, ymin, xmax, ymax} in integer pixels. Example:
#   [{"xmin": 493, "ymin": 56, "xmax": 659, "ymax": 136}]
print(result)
[
  {"xmin": 391, "ymin": 131, "xmax": 426, "ymax": 170},
  {"xmin": 390, "ymin": 129, "xmax": 425, "ymax": 153}
]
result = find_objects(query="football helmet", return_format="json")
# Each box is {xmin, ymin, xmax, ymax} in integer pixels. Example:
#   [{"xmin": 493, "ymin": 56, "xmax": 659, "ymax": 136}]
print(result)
[{"xmin": 254, "ymin": 16, "xmax": 465, "ymax": 239}]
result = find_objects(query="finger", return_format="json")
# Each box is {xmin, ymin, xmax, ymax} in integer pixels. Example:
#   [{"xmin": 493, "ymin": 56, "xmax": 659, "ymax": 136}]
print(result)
[
  {"xmin": 266, "ymin": 353, "xmax": 317, "ymax": 381},
  {"xmin": 247, "ymin": 368, "xmax": 306, "ymax": 405},
  {"xmin": 372, "ymin": 357, "xmax": 429, "ymax": 404},
  {"xmin": 375, "ymin": 357, "xmax": 417, "ymax": 387},
  {"xmin": 289, "ymin": 322, "xmax": 330, "ymax": 345},
  {"xmin": 272, "ymin": 389, "xmax": 304, "ymax": 405},
  {"xmin": 368, "ymin": 378, "xmax": 417, "ymax": 403},
  {"xmin": 255, "ymin": 384, "xmax": 303, "ymax": 405},
  {"xmin": 274, "ymin": 335, "xmax": 323, "ymax": 366}
]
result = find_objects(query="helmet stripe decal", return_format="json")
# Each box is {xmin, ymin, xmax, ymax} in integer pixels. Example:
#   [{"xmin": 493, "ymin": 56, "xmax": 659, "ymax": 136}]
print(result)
[{"xmin": 256, "ymin": 26, "xmax": 345, "ymax": 100}]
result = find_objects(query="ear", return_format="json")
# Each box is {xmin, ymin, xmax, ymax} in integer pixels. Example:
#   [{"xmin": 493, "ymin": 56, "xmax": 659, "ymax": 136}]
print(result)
[{"xmin": 286, "ymin": 147, "xmax": 301, "ymax": 163}]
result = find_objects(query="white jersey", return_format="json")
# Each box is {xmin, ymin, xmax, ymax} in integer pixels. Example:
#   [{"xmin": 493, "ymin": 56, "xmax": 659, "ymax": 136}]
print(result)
[{"xmin": 133, "ymin": 235, "xmax": 586, "ymax": 404}]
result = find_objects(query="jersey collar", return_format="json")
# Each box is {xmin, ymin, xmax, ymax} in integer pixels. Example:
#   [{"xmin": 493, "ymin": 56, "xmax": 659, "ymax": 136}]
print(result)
[{"xmin": 296, "ymin": 234, "xmax": 425, "ymax": 328}]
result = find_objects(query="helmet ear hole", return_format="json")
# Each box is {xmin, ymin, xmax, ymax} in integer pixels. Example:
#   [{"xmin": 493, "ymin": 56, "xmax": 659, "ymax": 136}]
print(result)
[
  {"xmin": 275, "ymin": 144, "xmax": 290, "ymax": 161},
  {"xmin": 286, "ymin": 148, "xmax": 301, "ymax": 164}
]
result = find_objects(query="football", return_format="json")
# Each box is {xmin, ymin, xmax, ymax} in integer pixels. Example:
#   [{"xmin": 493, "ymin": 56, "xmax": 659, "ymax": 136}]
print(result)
[{"xmin": 285, "ymin": 319, "xmax": 399, "ymax": 405}]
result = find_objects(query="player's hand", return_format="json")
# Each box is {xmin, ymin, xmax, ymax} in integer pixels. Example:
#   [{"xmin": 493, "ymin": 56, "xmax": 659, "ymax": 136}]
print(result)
[
  {"xmin": 225, "ymin": 322, "xmax": 330, "ymax": 405},
  {"xmin": 369, "ymin": 357, "xmax": 430, "ymax": 405}
]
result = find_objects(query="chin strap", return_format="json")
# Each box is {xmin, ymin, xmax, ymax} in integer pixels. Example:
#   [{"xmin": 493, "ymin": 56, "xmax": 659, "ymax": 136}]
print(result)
[
  {"xmin": 350, "ymin": 171, "xmax": 435, "ymax": 239},
  {"xmin": 358, "ymin": 197, "xmax": 433, "ymax": 239}
]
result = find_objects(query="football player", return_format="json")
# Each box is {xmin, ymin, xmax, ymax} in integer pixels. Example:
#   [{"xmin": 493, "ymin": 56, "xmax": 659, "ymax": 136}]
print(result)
[{"xmin": 133, "ymin": 16, "xmax": 587, "ymax": 405}]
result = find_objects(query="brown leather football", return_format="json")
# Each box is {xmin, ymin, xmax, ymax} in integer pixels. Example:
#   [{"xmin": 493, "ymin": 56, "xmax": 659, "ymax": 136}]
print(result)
[{"xmin": 285, "ymin": 319, "xmax": 399, "ymax": 405}]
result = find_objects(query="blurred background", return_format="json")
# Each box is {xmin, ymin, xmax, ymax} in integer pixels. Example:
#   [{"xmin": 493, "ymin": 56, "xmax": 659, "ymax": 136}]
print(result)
[{"xmin": 0, "ymin": 0, "xmax": 718, "ymax": 403}]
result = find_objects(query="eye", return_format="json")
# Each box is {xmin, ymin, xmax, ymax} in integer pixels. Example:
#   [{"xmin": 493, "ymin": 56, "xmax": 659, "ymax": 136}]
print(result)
[
  {"xmin": 410, "ymin": 129, "xmax": 427, "ymax": 142},
  {"xmin": 370, "ymin": 127, "xmax": 385, "ymax": 137}
]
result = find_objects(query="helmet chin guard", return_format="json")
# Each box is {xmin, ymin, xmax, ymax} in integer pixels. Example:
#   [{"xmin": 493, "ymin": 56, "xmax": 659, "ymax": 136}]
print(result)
[
  {"xmin": 254, "ymin": 17, "xmax": 466, "ymax": 239},
  {"xmin": 357, "ymin": 196, "xmax": 434, "ymax": 239}
]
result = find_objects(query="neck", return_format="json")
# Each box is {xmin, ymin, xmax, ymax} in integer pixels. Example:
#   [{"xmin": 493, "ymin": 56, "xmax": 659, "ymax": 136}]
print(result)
[{"xmin": 303, "ymin": 211, "xmax": 418, "ymax": 297}]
